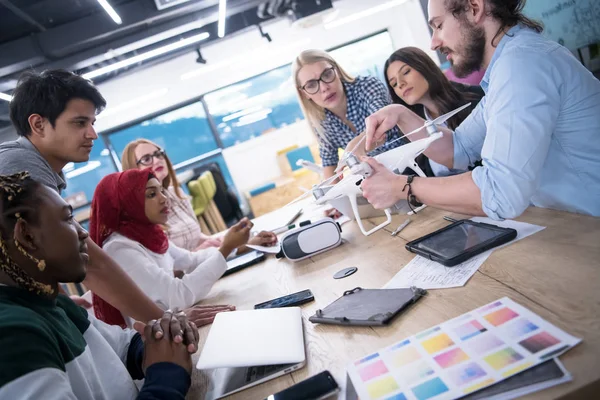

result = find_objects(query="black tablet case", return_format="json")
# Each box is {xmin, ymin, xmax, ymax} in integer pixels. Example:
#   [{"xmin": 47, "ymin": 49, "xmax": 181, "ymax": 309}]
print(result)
[
  {"xmin": 405, "ymin": 220, "xmax": 518, "ymax": 267},
  {"xmin": 308, "ymin": 287, "xmax": 426, "ymax": 326}
]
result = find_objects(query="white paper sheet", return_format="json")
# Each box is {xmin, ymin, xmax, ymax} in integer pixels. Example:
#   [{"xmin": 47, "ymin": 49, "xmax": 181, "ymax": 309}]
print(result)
[
  {"xmin": 384, "ymin": 251, "xmax": 493, "ymax": 289},
  {"xmin": 246, "ymin": 242, "xmax": 281, "ymax": 254},
  {"xmin": 384, "ymin": 218, "xmax": 545, "ymax": 290}
]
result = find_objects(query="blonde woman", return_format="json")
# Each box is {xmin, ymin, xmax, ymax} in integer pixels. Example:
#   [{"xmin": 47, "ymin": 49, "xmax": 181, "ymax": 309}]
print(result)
[
  {"xmin": 292, "ymin": 49, "xmax": 407, "ymax": 180},
  {"xmin": 121, "ymin": 139, "xmax": 276, "ymax": 253}
]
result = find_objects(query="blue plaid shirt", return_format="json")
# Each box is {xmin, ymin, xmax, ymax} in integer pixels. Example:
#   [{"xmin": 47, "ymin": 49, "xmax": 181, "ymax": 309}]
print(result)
[{"xmin": 318, "ymin": 75, "xmax": 405, "ymax": 167}]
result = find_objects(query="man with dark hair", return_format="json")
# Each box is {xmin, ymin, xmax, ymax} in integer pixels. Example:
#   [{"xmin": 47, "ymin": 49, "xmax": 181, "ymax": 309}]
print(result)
[
  {"xmin": 0, "ymin": 69, "xmax": 228, "ymax": 327},
  {"xmin": 362, "ymin": 0, "xmax": 600, "ymax": 219}
]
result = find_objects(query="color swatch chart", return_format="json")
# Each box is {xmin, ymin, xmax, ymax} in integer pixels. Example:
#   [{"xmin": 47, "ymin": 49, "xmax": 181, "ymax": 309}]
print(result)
[{"xmin": 346, "ymin": 297, "xmax": 580, "ymax": 400}]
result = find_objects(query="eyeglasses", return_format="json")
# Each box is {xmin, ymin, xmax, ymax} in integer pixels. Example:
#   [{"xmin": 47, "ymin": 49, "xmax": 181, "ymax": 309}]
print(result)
[
  {"xmin": 136, "ymin": 149, "xmax": 166, "ymax": 166},
  {"xmin": 300, "ymin": 67, "xmax": 337, "ymax": 95}
]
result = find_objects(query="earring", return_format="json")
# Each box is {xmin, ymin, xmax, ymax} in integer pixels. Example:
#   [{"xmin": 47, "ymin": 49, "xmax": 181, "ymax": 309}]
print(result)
[{"xmin": 13, "ymin": 213, "xmax": 46, "ymax": 271}]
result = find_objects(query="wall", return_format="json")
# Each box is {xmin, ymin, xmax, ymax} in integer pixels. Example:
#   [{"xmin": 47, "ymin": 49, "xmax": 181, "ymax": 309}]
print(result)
[
  {"xmin": 0, "ymin": 126, "xmax": 16, "ymax": 143},
  {"xmin": 222, "ymin": 120, "xmax": 315, "ymax": 193},
  {"xmin": 94, "ymin": 0, "xmax": 434, "ymax": 133}
]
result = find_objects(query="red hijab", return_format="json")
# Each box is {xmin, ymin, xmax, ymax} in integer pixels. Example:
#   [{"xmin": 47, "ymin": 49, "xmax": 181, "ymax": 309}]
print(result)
[{"xmin": 89, "ymin": 169, "xmax": 168, "ymax": 326}]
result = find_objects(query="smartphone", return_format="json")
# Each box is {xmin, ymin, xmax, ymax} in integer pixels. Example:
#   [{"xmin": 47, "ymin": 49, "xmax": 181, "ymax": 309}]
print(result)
[
  {"xmin": 265, "ymin": 370, "xmax": 339, "ymax": 400},
  {"xmin": 254, "ymin": 289, "xmax": 314, "ymax": 309}
]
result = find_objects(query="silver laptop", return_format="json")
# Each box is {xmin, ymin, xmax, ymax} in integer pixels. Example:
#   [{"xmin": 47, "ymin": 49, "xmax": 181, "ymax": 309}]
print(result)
[{"xmin": 196, "ymin": 307, "xmax": 306, "ymax": 399}]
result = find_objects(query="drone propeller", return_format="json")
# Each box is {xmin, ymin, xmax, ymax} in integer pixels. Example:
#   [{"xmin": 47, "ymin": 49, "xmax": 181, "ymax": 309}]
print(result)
[
  {"xmin": 283, "ymin": 168, "xmax": 345, "ymax": 208},
  {"xmin": 385, "ymin": 102, "xmax": 472, "ymax": 148}
]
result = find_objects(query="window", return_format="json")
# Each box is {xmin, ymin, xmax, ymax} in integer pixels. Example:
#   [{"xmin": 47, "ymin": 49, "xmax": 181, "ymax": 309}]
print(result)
[
  {"xmin": 204, "ymin": 67, "xmax": 305, "ymax": 148},
  {"xmin": 108, "ymin": 101, "xmax": 219, "ymax": 165},
  {"xmin": 329, "ymin": 31, "xmax": 395, "ymax": 84},
  {"xmin": 175, "ymin": 153, "xmax": 236, "ymax": 196},
  {"xmin": 105, "ymin": 100, "xmax": 239, "ymax": 200},
  {"xmin": 203, "ymin": 31, "xmax": 395, "ymax": 148},
  {"xmin": 61, "ymin": 31, "xmax": 395, "ymax": 213},
  {"xmin": 61, "ymin": 142, "xmax": 117, "ymax": 206}
]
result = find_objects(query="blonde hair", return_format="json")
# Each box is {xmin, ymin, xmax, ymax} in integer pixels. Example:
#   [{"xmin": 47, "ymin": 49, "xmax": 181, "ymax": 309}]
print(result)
[
  {"xmin": 292, "ymin": 49, "xmax": 355, "ymax": 137},
  {"xmin": 121, "ymin": 139, "xmax": 184, "ymax": 199}
]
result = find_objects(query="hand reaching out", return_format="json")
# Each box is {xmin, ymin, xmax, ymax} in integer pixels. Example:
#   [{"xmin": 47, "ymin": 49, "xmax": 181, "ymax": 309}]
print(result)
[
  {"xmin": 219, "ymin": 218, "xmax": 253, "ymax": 257},
  {"xmin": 247, "ymin": 231, "xmax": 277, "ymax": 247}
]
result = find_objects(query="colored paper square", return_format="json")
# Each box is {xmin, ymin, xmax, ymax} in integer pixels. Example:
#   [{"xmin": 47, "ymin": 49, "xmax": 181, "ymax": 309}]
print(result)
[
  {"xmin": 421, "ymin": 333, "xmax": 455, "ymax": 354},
  {"xmin": 392, "ymin": 345, "xmax": 422, "ymax": 368},
  {"xmin": 464, "ymin": 378, "xmax": 495, "ymax": 394},
  {"xmin": 355, "ymin": 352, "xmax": 380, "ymax": 366},
  {"xmin": 484, "ymin": 307, "xmax": 519, "ymax": 327},
  {"xmin": 434, "ymin": 347, "xmax": 470, "ymax": 368},
  {"xmin": 478, "ymin": 301, "xmax": 503, "ymax": 313},
  {"xmin": 467, "ymin": 332, "xmax": 505, "ymax": 355},
  {"xmin": 368, "ymin": 376, "xmax": 400, "ymax": 399},
  {"xmin": 391, "ymin": 339, "xmax": 411, "ymax": 351},
  {"xmin": 411, "ymin": 377, "xmax": 450, "ymax": 400},
  {"xmin": 447, "ymin": 362, "xmax": 487, "ymax": 386},
  {"xmin": 416, "ymin": 326, "xmax": 441, "ymax": 340},
  {"xmin": 502, "ymin": 361, "xmax": 534, "ymax": 377},
  {"xmin": 385, "ymin": 393, "xmax": 407, "ymax": 400},
  {"xmin": 504, "ymin": 318, "xmax": 539, "ymax": 340},
  {"xmin": 484, "ymin": 347, "xmax": 524, "ymax": 370},
  {"xmin": 398, "ymin": 359, "xmax": 435, "ymax": 385},
  {"xmin": 454, "ymin": 320, "xmax": 487, "ymax": 341},
  {"xmin": 359, "ymin": 360, "xmax": 389, "ymax": 382},
  {"xmin": 519, "ymin": 331, "xmax": 561, "ymax": 354}
]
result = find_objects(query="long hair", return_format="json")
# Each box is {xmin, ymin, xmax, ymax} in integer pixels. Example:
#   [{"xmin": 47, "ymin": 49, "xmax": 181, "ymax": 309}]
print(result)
[
  {"xmin": 292, "ymin": 49, "xmax": 355, "ymax": 137},
  {"xmin": 445, "ymin": 0, "xmax": 543, "ymax": 45},
  {"xmin": 0, "ymin": 172, "xmax": 53, "ymax": 295},
  {"xmin": 121, "ymin": 139, "xmax": 184, "ymax": 199},
  {"xmin": 383, "ymin": 47, "xmax": 480, "ymax": 130}
]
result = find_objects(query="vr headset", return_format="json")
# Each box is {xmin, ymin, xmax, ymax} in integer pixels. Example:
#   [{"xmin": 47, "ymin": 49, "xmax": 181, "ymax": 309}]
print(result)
[{"xmin": 276, "ymin": 218, "xmax": 342, "ymax": 262}]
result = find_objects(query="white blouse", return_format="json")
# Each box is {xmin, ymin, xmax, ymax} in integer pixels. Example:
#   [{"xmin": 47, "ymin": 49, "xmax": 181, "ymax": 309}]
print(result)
[{"xmin": 102, "ymin": 232, "xmax": 227, "ymax": 316}]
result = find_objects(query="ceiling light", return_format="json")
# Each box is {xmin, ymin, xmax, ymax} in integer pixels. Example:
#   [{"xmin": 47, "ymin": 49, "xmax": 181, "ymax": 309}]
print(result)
[
  {"xmin": 97, "ymin": 0, "xmax": 122, "ymax": 25},
  {"xmin": 0, "ymin": 92, "xmax": 12, "ymax": 102},
  {"xmin": 218, "ymin": 0, "xmax": 227, "ymax": 38},
  {"xmin": 324, "ymin": 0, "xmax": 408, "ymax": 29},
  {"xmin": 83, "ymin": 32, "xmax": 210, "ymax": 80},
  {"xmin": 195, "ymin": 48, "xmax": 207, "ymax": 64}
]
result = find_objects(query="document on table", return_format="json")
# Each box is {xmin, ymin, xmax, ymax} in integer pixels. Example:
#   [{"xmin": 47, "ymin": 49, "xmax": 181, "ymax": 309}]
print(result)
[
  {"xmin": 384, "ymin": 218, "xmax": 546, "ymax": 290},
  {"xmin": 246, "ymin": 242, "xmax": 281, "ymax": 254}
]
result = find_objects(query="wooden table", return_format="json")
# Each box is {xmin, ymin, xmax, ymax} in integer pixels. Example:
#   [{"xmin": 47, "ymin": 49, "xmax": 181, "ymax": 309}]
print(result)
[{"xmin": 188, "ymin": 206, "xmax": 600, "ymax": 400}]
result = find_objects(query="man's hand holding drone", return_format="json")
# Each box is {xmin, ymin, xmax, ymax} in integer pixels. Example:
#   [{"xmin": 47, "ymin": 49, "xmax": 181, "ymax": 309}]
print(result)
[{"xmin": 360, "ymin": 157, "xmax": 407, "ymax": 210}]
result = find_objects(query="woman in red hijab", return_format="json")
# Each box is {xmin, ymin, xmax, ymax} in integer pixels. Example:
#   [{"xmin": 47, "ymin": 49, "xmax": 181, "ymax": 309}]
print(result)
[{"xmin": 89, "ymin": 169, "xmax": 250, "ymax": 326}]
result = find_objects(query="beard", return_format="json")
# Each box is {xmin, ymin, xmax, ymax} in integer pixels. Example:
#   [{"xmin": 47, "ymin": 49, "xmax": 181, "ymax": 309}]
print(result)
[{"xmin": 444, "ymin": 21, "xmax": 486, "ymax": 78}]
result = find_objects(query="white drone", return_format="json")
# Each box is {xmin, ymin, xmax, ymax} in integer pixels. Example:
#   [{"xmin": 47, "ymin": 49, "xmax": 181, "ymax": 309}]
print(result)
[{"xmin": 287, "ymin": 103, "xmax": 471, "ymax": 236}]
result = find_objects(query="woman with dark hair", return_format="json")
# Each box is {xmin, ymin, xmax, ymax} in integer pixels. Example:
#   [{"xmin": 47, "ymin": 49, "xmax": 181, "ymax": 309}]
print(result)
[
  {"xmin": 384, "ymin": 47, "xmax": 484, "ymax": 176},
  {"xmin": 89, "ymin": 169, "xmax": 247, "ymax": 327}
]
